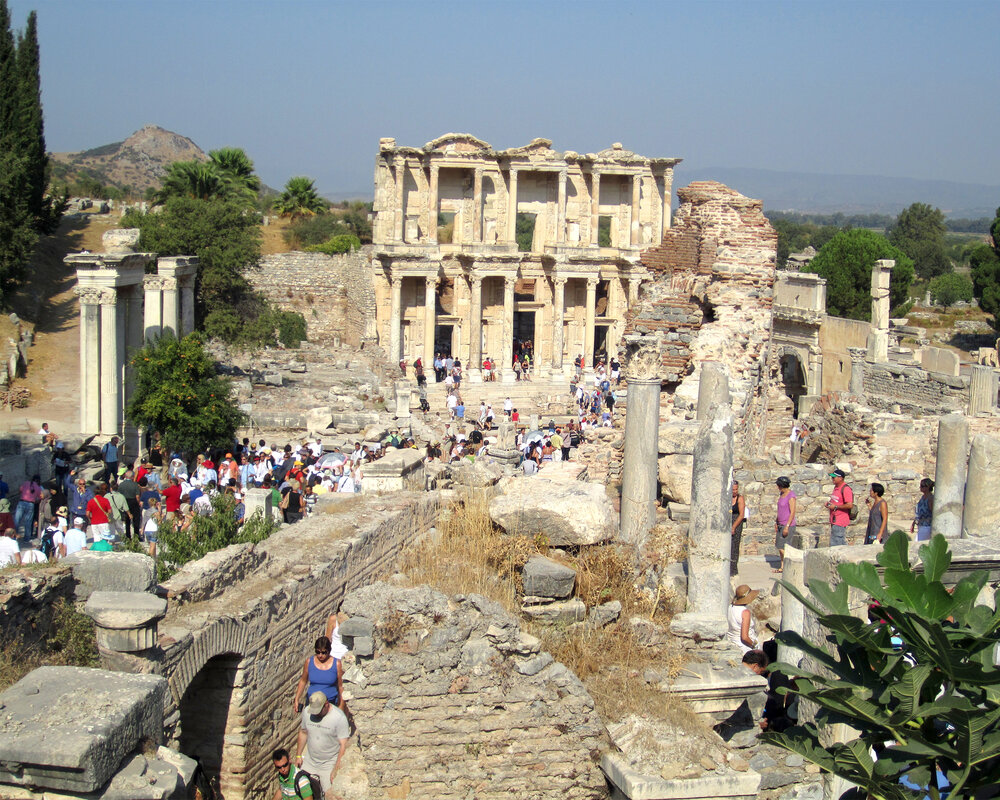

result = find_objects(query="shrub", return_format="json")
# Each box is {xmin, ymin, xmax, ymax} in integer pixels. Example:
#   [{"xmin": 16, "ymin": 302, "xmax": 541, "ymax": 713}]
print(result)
[
  {"xmin": 928, "ymin": 272, "xmax": 974, "ymax": 306},
  {"xmin": 284, "ymin": 214, "xmax": 353, "ymax": 248},
  {"xmin": 275, "ymin": 310, "xmax": 307, "ymax": 348},
  {"xmin": 305, "ymin": 234, "xmax": 361, "ymax": 255}
]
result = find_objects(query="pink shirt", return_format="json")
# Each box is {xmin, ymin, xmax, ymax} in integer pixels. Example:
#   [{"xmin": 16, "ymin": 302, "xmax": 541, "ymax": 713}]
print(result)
[
  {"xmin": 829, "ymin": 483, "xmax": 853, "ymax": 527},
  {"xmin": 19, "ymin": 481, "xmax": 41, "ymax": 503}
]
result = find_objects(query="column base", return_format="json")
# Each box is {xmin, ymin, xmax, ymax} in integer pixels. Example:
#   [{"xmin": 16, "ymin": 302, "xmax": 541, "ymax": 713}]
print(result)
[{"xmin": 468, "ymin": 371, "xmax": 484, "ymax": 384}]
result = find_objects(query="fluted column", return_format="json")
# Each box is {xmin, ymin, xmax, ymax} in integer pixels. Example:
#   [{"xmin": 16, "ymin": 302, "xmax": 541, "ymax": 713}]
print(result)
[
  {"xmin": 389, "ymin": 274, "xmax": 402, "ymax": 364},
  {"xmin": 469, "ymin": 275, "xmax": 483, "ymax": 369},
  {"xmin": 76, "ymin": 288, "xmax": 102, "ymax": 434},
  {"xmin": 143, "ymin": 276, "xmax": 163, "ymax": 342},
  {"xmin": 662, "ymin": 167, "xmax": 674, "ymax": 237},
  {"xmin": 590, "ymin": 172, "xmax": 601, "ymax": 245},
  {"xmin": 393, "ymin": 156, "xmax": 405, "ymax": 242},
  {"xmin": 584, "ymin": 277, "xmax": 598, "ymax": 368},
  {"xmin": 507, "ymin": 169, "xmax": 519, "ymax": 243},
  {"xmin": 502, "ymin": 276, "xmax": 515, "ymax": 382},
  {"xmin": 631, "ymin": 174, "xmax": 641, "ymax": 245},
  {"xmin": 552, "ymin": 276, "xmax": 566, "ymax": 372},
  {"xmin": 423, "ymin": 275, "xmax": 438, "ymax": 363},
  {"xmin": 100, "ymin": 289, "xmax": 122, "ymax": 435},
  {"xmin": 557, "ymin": 170, "xmax": 567, "ymax": 244},
  {"xmin": 161, "ymin": 277, "xmax": 178, "ymax": 337}
]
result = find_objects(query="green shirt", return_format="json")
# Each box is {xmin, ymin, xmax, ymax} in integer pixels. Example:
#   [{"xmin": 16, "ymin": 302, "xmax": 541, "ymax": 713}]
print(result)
[
  {"xmin": 89, "ymin": 540, "xmax": 113, "ymax": 552},
  {"xmin": 277, "ymin": 765, "xmax": 312, "ymax": 798}
]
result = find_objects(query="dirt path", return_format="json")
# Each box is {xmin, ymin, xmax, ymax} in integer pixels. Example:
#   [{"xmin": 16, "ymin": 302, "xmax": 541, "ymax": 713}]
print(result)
[{"xmin": 0, "ymin": 212, "xmax": 118, "ymax": 436}]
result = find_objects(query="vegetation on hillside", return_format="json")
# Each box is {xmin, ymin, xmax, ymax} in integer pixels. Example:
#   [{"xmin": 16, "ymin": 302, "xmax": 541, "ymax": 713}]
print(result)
[
  {"xmin": 0, "ymin": 0, "xmax": 65, "ymax": 307},
  {"xmin": 273, "ymin": 176, "xmax": 328, "ymax": 219},
  {"xmin": 970, "ymin": 207, "xmax": 1000, "ymax": 328},
  {"xmin": 887, "ymin": 202, "xmax": 951, "ymax": 280},
  {"xmin": 804, "ymin": 228, "xmax": 914, "ymax": 319},
  {"xmin": 281, "ymin": 200, "xmax": 372, "ymax": 249}
]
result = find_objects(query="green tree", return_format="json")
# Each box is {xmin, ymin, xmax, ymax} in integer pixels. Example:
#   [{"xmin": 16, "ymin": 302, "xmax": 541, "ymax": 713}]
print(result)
[
  {"xmin": 764, "ymin": 532, "xmax": 1000, "ymax": 799},
  {"xmin": 126, "ymin": 332, "xmax": 247, "ymax": 455},
  {"xmin": 804, "ymin": 228, "xmax": 915, "ymax": 320},
  {"xmin": 155, "ymin": 147, "xmax": 260, "ymax": 205},
  {"xmin": 888, "ymin": 202, "xmax": 951, "ymax": 279},
  {"xmin": 273, "ymin": 176, "xmax": 328, "ymax": 219},
  {"xmin": 970, "ymin": 208, "xmax": 1000, "ymax": 327},
  {"xmin": 927, "ymin": 272, "xmax": 974, "ymax": 306}
]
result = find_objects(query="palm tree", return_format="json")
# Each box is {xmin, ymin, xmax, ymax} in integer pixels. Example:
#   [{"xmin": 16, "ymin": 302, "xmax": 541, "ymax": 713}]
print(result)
[
  {"xmin": 209, "ymin": 147, "xmax": 261, "ymax": 196},
  {"xmin": 273, "ymin": 176, "xmax": 328, "ymax": 219},
  {"xmin": 156, "ymin": 161, "xmax": 225, "ymax": 203}
]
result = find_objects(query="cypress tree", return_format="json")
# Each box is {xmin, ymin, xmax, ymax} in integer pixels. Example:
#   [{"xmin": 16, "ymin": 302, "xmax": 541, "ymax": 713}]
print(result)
[{"xmin": 16, "ymin": 11, "xmax": 46, "ymax": 224}]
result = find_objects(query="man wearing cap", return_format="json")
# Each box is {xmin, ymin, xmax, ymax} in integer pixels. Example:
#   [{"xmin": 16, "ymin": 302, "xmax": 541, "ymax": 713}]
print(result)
[
  {"xmin": 63, "ymin": 517, "xmax": 87, "ymax": 556},
  {"xmin": 826, "ymin": 468, "xmax": 854, "ymax": 547},
  {"xmin": 100, "ymin": 436, "xmax": 120, "ymax": 483},
  {"xmin": 296, "ymin": 691, "xmax": 350, "ymax": 798}
]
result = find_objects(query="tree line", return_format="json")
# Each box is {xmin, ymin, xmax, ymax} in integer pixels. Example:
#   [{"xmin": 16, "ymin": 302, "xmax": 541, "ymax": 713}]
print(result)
[{"xmin": 0, "ymin": 0, "xmax": 65, "ymax": 306}]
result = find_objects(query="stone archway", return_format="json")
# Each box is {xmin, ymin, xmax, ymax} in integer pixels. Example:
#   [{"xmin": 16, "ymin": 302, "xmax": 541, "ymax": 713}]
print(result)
[{"xmin": 779, "ymin": 348, "xmax": 808, "ymax": 417}]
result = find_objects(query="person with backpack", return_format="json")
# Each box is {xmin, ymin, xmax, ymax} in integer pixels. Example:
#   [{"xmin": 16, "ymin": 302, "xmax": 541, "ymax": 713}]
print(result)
[
  {"xmin": 100, "ymin": 436, "xmax": 121, "ymax": 483},
  {"xmin": 40, "ymin": 515, "xmax": 62, "ymax": 561},
  {"xmin": 826, "ymin": 468, "xmax": 854, "ymax": 547},
  {"xmin": 271, "ymin": 747, "xmax": 318, "ymax": 799}
]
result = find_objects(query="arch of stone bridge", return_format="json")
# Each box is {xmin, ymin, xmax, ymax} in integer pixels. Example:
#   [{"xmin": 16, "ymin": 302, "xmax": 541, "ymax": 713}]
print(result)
[{"xmin": 167, "ymin": 615, "xmax": 252, "ymax": 706}]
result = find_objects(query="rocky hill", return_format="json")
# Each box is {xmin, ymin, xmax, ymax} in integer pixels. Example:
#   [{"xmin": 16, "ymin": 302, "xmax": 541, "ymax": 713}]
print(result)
[{"xmin": 51, "ymin": 124, "xmax": 208, "ymax": 195}]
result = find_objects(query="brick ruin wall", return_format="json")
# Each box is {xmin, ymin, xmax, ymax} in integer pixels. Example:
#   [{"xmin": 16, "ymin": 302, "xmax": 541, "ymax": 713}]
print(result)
[
  {"xmin": 627, "ymin": 181, "xmax": 778, "ymax": 456},
  {"xmin": 860, "ymin": 360, "xmax": 967, "ymax": 415},
  {"xmin": 0, "ymin": 567, "xmax": 75, "ymax": 647},
  {"xmin": 247, "ymin": 248, "xmax": 377, "ymax": 347}
]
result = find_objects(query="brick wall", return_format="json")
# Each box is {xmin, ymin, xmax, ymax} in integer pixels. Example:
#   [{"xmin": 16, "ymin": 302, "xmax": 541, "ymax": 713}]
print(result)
[
  {"xmin": 248, "ymin": 249, "xmax": 376, "ymax": 346},
  {"xmin": 861, "ymin": 361, "xmax": 967, "ymax": 415}
]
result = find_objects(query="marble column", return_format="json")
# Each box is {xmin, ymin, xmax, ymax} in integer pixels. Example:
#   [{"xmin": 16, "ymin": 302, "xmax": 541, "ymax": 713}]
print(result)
[
  {"xmin": 77, "ymin": 288, "xmax": 101, "ymax": 434},
  {"xmin": 473, "ymin": 167, "xmax": 483, "ymax": 242},
  {"xmin": 932, "ymin": 413, "xmax": 968, "ymax": 539},
  {"xmin": 507, "ymin": 169, "xmax": 518, "ymax": 243},
  {"xmin": 670, "ymin": 406, "xmax": 735, "ymax": 642},
  {"xmin": 662, "ymin": 167, "xmax": 674, "ymax": 237},
  {"xmin": 389, "ymin": 275, "xmax": 403, "ymax": 364},
  {"xmin": 696, "ymin": 361, "xmax": 730, "ymax": 420},
  {"xmin": 161, "ymin": 277, "xmax": 179, "ymax": 337},
  {"xmin": 423, "ymin": 276, "xmax": 438, "ymax": 364},
  {"xmin": 628, "ymin": 277, "xmax": 640, "ymax": 307},
  {"xmin": 778, "ymin": 546, "xmax": 806, "ymax": 668},
  {"xmin": 590, "ymin": 173, "xmax": 601, "ymax": 245},
  {"xmin": 469, "ymin": 275, "xmax": 483, "ymax": 372},
  {"xmin": 866, "ymin": 259, "xmax": 893, "ymax": 363},
  {"xmin": 124, "ymin": 286, "xmax": 144, "ymax": 452},
  {"xmin": 584, "ymin": 277, "xmax": 597, "ymax": 368},
  {"xmin": 962, "ymin": 434, "xmax": 1000, "ymax": 538},
  {"xmin": 393, "ymin": 157, "xmax": 405, "ymax": 242},
  {"xmin": 427, "ymin": 165, "xmax": 439, "ymax": 244},
  {"xmin": 620, "ymin": 344, "xmax": 661, "ymax": 550},
  {"xmin": 180, "ymin": 279, "xmax": 195, "ymax": 336},
  {"xmin": 143, "ymin": 277, "xmax": 163, "ymax": 342},
  {"xmin": 968, "ymin": 365, "xmax": 998, "ymax": 415},
  {"xmin": 100, "ymin": 288, "xmax": 122, "ymax": 435},
  {"xmin": 630, "ymin": 174, "xmax": 641, "ymax": 246},
  {"xmin": 501, "ymin": 276, "xmax": 515, "ymax": 382},
  {"xmin": 552, "ymin": 276, "xmax": 566, "ymax": 372},
  {"xmin": 557, "ymin": 170, "xmax": 567, "ymax": 244}
]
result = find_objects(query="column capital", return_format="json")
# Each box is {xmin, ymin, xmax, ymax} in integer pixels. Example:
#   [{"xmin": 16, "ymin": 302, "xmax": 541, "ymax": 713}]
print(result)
[
  {"xmin": 470, "ymin": 274, "xmax": 483, "ymax": 288},
  {"xmin": 425, "ymin": 275, "xmax": 440, "ymax": 287},
  {"xmin": 391, "ymin": 274, "xmax": 403, "ymax": 288},
  {"xmin": 75, "ymin": 287, "xmax": 103, "ymax": 305},
  {"xmin": 622, "ymin": 335, "xmax": 663, "ymax": 381},
  {"xmin": 553, "ymin": 275, "xmax": 568, "ymax": 287},
  {"xmin": 143, "ymin": 275, "xmax": 165, "ymax": 291},
  {"xmin": 504, "ymin": 276, "xmax": 516, "ymax": 290},
  {"xmin": 161, "ymin": 277, "xmax": 178, "ymax": 292},
  {"xmin": 586, "ymin": 277, "xmax": 599, "ymax": 290},
  {"xmin": 98, "ymin": 288, "xmax": 118, "ymax": 305}
]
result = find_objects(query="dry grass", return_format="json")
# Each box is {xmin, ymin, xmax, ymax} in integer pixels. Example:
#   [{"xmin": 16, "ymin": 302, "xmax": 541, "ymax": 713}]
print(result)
[
  {"xmin": 399, "ymin": 496, "xmax": 692, "ymax": 726},
  {"xmin": 0, "ymin": 599, "xmax": 99, "ymax": 692}
]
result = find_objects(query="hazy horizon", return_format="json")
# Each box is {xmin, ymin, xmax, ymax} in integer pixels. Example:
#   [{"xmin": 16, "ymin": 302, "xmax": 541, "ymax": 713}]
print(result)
[{"xmin": 9, "ymin": 0, "xmax": 1000, "ymax": 207}]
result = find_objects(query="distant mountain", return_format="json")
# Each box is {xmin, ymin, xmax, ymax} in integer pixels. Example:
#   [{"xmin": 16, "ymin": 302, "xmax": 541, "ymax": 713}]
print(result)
[
  {"xmin": 51, "ymin": 124, "xmax": 208, "ymax": 194},
  {"xmin": 678, "ymin": 166, "xmax": 1000, "ymax": 219}
]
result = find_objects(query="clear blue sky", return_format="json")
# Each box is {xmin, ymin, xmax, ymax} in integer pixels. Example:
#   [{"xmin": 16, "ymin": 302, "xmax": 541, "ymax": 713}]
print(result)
[{"xmin": 8, "ymin": 0, "xmax": 1000, "ymax": 197}]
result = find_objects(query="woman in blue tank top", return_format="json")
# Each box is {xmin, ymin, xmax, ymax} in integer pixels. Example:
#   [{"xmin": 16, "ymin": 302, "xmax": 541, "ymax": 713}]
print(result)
[{"xmin": 292, "ymin": 636, "xmax": 343, "ymax": 712}]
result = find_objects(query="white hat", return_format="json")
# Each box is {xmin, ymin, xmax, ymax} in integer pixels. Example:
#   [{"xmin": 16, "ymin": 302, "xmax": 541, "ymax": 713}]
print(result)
[{"xmin": 74, "ymin": 516, "xmax": 86, "ymax": 526}]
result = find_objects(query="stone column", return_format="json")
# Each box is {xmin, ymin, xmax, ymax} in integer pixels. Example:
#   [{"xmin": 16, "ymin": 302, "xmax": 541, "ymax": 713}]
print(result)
[
  {"xmin": 590, "ymin": 172, "xmax": 601, "ymax": 245},
  {"xmin": 866, "ymin": 259, "xmax": 893, "ymax": 363},
  {"xmin": 124, "ymin": 286, "xmax": 144, "ymax": 449},
  {"xmin": 161, "ymin": 277, "xmax": 179, "ymax": 337},
  {"xmin": 968, "ymin": 365, "xmax": 998, "ymax": 415},
  {"xmin": 501, "ymin": 276, "xmax": 515, "ymax": 382},
  {"xmin": 393, "ymin": 156, "xmax": 405, "ymax": 242},
  {"xmin": 932, "ymin": 413, "xmax": 968, "ymax": 539},
  {"xmin": 395, "ymin": 382, "xmax": 411, "ymax": 419},
  {"xmin": 630, "ymin": 174, "xmax": 641, "ymax": 246},
  {"xmin": 619, "ymin": 347, "xmax": 661, "ymax": 549},
  {"xmin": 628, "ymin": 277, "xmax": 640, "ymax": 307},
  {"xmin": 556, "ymin": 170, "xmax": 567, "ymax": 245},
  {"xmin": 662, "ymin": 167, "xmax": 674, "ymax": 237},
  {"xmin": 143, "ymin": 276, "xmax": 163, "ymax": 342},
  {"xmin": 584, "ymin": 278, "xmax": 597, "ymax": 368},
  {"xmin": 963, "ymin": 434, "xmax": 1000, "ymax": 538},
  {"xmin": 389, "ymin": 274, "xmax": 402, "ymax": 364},
  {"xmin": 671, "ymin": 406, "xmax": 735, "ymax": 642},
  {"xmin": 778, "ymin": 546, "xmax": 806, "ymax": 667},
  {"xmin": 552, "ymin": 276, "xmax": 566, "ymax": 372},
  {"xmin": 244, "ymin": 488, "xmax": 272, "ymax": 522},
  {"xmin": 848, "ymin": 346, "xmax": 866, "ymax": 396},
  {"xmin": 427, "ymin": 164, "xmax": 439, "ymax": 244},
  {"xmin": 423, "ymin": 276, "xmax": 438, "ymax": 364},
  {"xmin": 507, "ymin": 169, "xmax": 518, "ymax": 243},
  {"xmin": 696, "ymin": 361, "xmax": 730, "ymax": 420},
  {"xmin": 100, "ymin": 288, "xmax": 122, "ymax": 435},
  {"xmin": 77, "ymin": 288, "xmax": 102, "ymax": 434},
  {"xmin": 180, "ymin": 279, "xmax": 195, "ymax": 336},
  {"xmin": 469, "ymin": 275, "xmax": 483, "ymax": 374},
  {"xmin": 473, "ymin": 167, "xmax": 483, "ymax": 242}
]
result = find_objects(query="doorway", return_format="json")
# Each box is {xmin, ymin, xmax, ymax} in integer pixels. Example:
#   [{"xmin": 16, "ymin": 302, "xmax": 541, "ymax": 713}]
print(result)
[
  {"xmin": 434, "ymin": 324, "xmax": 454, "ymax": 359},
  {"xmin": 779, "ymin": 352, "xmax": 807, "ymax": 417},
  {"xmin": 594, "ymin": 324, "xmax": 610, "ymax": 364},
  {"xmin": 513, "ymin": 310, "xmax": 535, "ymax": 365}
]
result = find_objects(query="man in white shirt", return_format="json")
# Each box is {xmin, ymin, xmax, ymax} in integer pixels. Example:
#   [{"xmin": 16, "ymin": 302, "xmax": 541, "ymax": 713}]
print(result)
[
  {"xmin": 309, "ymin": 438, "xmax": 323, "ymax": 458},
  {"xmin": 503, "ymin": 397, "xmax": 512, "ymax": 418},
  {"xmin": 0, "ymin": 528, "xmax": 20, "ymax": 566},
  {"xmin": 62, "ymin": 518, "xmax": 88, "ymax": 557},
  {"xmin": 20, "ymin": 542, "xmax": 46, "ymax": 564}
]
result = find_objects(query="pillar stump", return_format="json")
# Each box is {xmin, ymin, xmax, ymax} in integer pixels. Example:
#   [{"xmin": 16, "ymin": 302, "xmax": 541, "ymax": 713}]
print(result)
[
  {"xmin": 962, "ymin": 433, "xmax": 1000, "ymax": 538},
  {"xmin": 932, "ymin": 413, "xmax": 968, "ymax": 539}
]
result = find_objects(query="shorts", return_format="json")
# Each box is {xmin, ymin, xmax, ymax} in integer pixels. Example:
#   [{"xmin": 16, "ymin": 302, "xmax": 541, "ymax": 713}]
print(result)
[
  {"xmin": 90, "ymin": 522, "xmax": 110, "ymax": 541},
  {"xmin": 916, "ymin": 524, "xmax": 931, "ymax": 541},
  {"xmin": 776, "ymin": 524, "xmax": 798, "ymax": 550},
  {"xmin": 830, "ymin": 525, "xmax": 847, "ymax": 547},
  {"xmin": 300, "ymin": 755, "xmax": 334, "ymax": 794}
]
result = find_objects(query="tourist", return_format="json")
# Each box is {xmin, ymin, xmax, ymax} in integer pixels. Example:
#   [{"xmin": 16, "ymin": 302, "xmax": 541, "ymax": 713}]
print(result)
[
  {"xmin": 20, "ymin": 539, "xmax": 46, "ymax": 564},
  {"xmin": 143, "ymin": 498, "xmax": 161, "ymax": 557},
  {"xmin": 513, "ymin": 358, "xmax": 522, "ymax": 381},
  {"xmin": 15, "ymin": 474, "xmax": 42, "ymax": 542},
  {"xmin": 34, "ymin": 488, "xmax": 52, "ymax": 540},
  {"xmin": 88, "ymin": 537, "xmax": 113, "ymax": 552},
  {"xmin": 774, "ymin": 476, "xmax": 797, "ymax": 573},
  {"xmin": 503, "ymin": 396, "xmax": 512, "ymax": 418},
  {"xmin": 100, "ymin": 436, "xmax": 120, "ymax": 483},
  {"xmin": 40, "ymin": 515, "xmax": 62, "ymax": 561},
  {"xmin": 731, "ymin": 480, "xmax": 746, "ymax": 576},
  {"xmin": 295, "ymin": 692, "xmax": 350, "ymax": 799},
  {"xmin": 86, "ymin": 483, "xmax": 114, "ymax": 542},
  {"xmin": 68, "ymin": 477, "xmax": 92, "ymax": 525},
  {"xmin": 270, "ymin": 747, "xmax": 316, "ymax": 800},
  {"xmin": 741, "ymin": 649, "xmax": 768, "ymax": 676},
  {"xmin": 52, "ymin": 442, "xmax": 71, "ymax": 489},
  {"xmin": 550, "ymin": 428, "xmax": 563, "ymax": 462},
  {"xmin": 106, "ymin": 482, "xmax": 131, "ymax": 540},
  {"xmin": 117, "ymin": 470, "xmax": 142, "ymax": 541},
  {"xmin": 825, "ymin": 468, "xmax": 854, "ymax": 547},
  {"xmin": 0, "ymin": 528, "xmax": 20, "ymax": 567},
  {"xmin": 161, "ymin": 475, "xmax": 183, "ymax": 521},
  {"xmin": 610, "ymin": 356, "xmax": 621, "ymax": 385},
  {"xmin": 727, "ymin": 584, "xmax": 759, "ymax": 654},
  {"xmin": 455, "ymin": 397, "xmax": 465, "ymax": 422},
  {"xmin": 484, "ymin": 404, "xmax": 494, "ymax": 429},
  {"xmin": 293, "ymin": 636, "xmax": 345, "ymax": 713},
  {"xmin": 911, "ymin": 478, "xmax": 934, "ymax": 541},
  {"xmin": 62, "ymin": 517, "xmax": 87, "ymax": 556},
  {"xmin": 38, "ymin": 423, "xmax": 57, "ymax": 446},
  {"xmin": 864, "ymin": 483, "xmax": 889, "ymax": 545}
]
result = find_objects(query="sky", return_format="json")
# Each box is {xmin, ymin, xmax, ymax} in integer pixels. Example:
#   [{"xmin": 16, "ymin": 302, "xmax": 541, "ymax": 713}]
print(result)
[{"xmin": 8, "ymin": 0, "xmax": 1000, "ymax": 199}]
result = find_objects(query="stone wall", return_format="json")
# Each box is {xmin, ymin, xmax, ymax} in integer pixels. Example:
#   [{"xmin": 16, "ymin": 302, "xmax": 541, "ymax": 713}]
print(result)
[
  {"xmin": 248, "ymin": 249, "xmax": 376, "ymax": 346},
  {"xmin": 860, "ymin": 360, "xmax": 968, "ymax": 415},
  {"xmin": 818, "ymin": 316, "xmax": 869, "ymax": 393},
  {"xmin": 0, "ymin": 566, "xmax": 75, "ymax": 647}
]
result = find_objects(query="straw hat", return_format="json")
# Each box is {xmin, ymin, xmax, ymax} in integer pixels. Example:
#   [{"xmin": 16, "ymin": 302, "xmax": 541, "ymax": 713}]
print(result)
[{"xmin": 732, "ymin": 584, "xmax": 759, "ymax": 606}]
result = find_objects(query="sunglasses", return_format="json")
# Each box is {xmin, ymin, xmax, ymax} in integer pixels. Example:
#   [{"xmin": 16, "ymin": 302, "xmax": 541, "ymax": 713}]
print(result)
[
  {"xmin": 274, "ymin": 760, "xmax": 290, "ymax": 771},
  {"xmin": 315, "ymin": 649, "xmax": 331, "ymax": 655}
]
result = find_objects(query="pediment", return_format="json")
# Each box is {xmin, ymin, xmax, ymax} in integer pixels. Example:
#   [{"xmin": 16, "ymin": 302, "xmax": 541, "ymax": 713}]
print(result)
[{"xmin": 424, "ymin": 133, "xmax": 492, "ymax": 154}]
